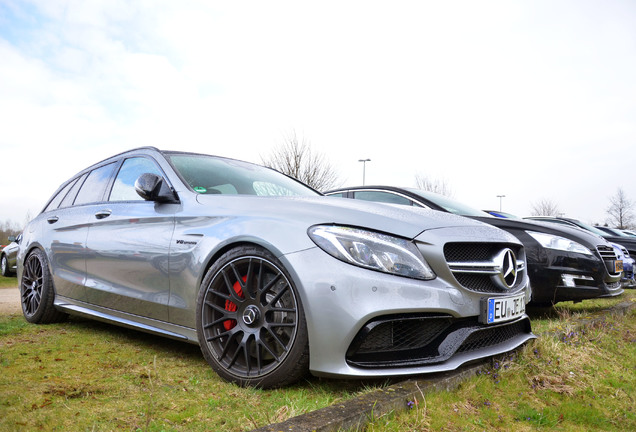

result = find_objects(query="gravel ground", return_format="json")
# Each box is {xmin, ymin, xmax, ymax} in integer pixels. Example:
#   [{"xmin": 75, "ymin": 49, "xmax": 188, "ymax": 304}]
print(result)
[{"xmin": 0, "ymin": 286, "xmax": 20, "ymax": 315}]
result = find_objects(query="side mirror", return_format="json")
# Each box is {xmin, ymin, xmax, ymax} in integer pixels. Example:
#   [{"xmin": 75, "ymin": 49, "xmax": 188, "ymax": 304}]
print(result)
[
  {"xmin": 8, "ymin": 236, "xmax": 16, "ymax": 243},
  {"xmin": 135, "ymin": 173, "xmax": 178, "ymax": 203}
]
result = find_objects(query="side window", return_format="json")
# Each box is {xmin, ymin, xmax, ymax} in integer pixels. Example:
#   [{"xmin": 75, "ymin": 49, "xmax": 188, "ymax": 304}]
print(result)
[
  {"xmin": 326, "ymin": 192, "xmax": 347, "ymax": 198},
  {"xmin": 74, "ymin": 162, "xmax": 117, "ymax": 205},
  {"xmin": 109, "ymin": 157, "xmax": 163, "ymax": 201},
  {"xmin": 353, "ymin": 191, "xmax": 415, "ymax": 206},
  {"xmin": 44, "ymin": 179, "xmax": 78, "ymax": 212}
]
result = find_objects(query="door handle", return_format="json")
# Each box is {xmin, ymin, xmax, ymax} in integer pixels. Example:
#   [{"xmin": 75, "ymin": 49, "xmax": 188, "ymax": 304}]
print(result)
[
  {"xmin": 47, "ymin": 216, "xmax": 59, "ymax": 224},
  {"xmin": 94, "ymin": 210, "xmax": 112, "ymax": 220}
]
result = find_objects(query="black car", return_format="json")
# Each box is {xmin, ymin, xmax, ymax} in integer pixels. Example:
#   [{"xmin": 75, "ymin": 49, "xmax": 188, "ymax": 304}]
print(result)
[
  {"xmin": 526, "ymin": 216, "xmax": 636, "ymax": 257},
  {"xmin": 326, "ymin": 186, "xmax": 624, "ymax": 305},
  {"xmin": 595, "ymin": 226, "xmax": 625, "ymax": 237},
  {"xmin": 1, "ymin": 234, "xmax": 20, "ymax": 277}
]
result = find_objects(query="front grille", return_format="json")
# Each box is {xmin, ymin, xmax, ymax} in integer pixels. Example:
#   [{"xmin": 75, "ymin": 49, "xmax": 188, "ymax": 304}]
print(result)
[
  {"xmin": 444, "ymin": 243, "xmax": 495, "ymax": 262},
  {"xmin": 346, "ymin": 314, "xmax": 532, "ymax": 368},
  {"xmin": 597, "ymin": 245, "xmax": 617, "ymax": 260},
  {"xmin": 454, "ymin": 274, "xmax": 510, "ymax": 293},
  {"xmin": 597, "ymin": 245, "xmax": 620, "ymax": 276},
  {"xmin": 444, "ymin": 243, "xmax": 526, "ymax": 293}
]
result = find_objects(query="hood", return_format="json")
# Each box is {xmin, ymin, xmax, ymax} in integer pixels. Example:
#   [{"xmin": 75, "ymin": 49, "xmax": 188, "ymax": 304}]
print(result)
[
  {"xmin": 470, "ymin": 216, "xmax": 611, "ymax": 248},
  {"xmin": 196, "ymin": 194, "xmax": 496, "ymax": 240}
]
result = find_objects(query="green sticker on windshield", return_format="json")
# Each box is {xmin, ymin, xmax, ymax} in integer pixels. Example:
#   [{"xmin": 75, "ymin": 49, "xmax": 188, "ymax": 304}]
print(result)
[{"xmin": 194, "ymin": 187, "xmax": 207, "ymax": 193}]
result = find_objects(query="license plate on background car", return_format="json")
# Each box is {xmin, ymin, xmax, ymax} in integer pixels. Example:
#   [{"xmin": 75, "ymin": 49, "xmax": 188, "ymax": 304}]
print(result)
[
  {"xmin": 481, "ymin": 293, "xmax": 526, "ymax": 324},
  {"xmin": 615, "ymin": 260, "xmax": 623, "ymax": 273}
]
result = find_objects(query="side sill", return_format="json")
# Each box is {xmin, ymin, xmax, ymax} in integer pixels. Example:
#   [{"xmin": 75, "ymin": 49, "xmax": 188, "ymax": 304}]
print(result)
[{"xmin": 54, "ymin": 297, "xmax": 198, "ymax": 344}]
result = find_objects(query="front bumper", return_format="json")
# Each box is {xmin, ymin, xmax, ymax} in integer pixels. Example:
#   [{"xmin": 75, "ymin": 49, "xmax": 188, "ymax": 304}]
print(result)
[
  {"xmin": 282, "ymin": 230, "xmax": 534, "ymax": 378},
  {"xmin": 527, "ymin": 249, "xmax": 623, "ymax": 304}
]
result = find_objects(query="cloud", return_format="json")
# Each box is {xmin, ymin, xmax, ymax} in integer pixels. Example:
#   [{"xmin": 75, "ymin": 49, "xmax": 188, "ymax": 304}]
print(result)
[{"xmin": 1, "ymin": 1, "xmax": 635, "ymax": 226}]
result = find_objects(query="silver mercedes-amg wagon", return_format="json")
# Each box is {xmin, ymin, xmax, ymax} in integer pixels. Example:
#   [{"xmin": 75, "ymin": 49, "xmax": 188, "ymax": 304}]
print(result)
[{"xmin": 18, "ymin": 147, "xmax": 534, "ymax": 388}]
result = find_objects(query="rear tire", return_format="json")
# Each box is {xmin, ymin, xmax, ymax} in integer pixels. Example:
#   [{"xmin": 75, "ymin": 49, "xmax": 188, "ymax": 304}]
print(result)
[
  {"xmin": 196, "ymin": 245, "xmax": 309, "ymax": 388},
  {"xmin": 20, "ymin": 249, "xmax": 67, "ymax": 324},
  {"xmin": 1, "ymin": 254, "xmax": 13, "ymax": 277}
]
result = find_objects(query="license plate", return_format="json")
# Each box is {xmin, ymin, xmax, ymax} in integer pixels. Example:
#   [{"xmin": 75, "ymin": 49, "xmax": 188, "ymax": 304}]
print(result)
[
  {"xmin": 616, "ymin": 260, "xmax": 623, "ymax": 272},
  {"xmin": 481, "ymin": 293, "xmax": 526, "ymax": 324}
]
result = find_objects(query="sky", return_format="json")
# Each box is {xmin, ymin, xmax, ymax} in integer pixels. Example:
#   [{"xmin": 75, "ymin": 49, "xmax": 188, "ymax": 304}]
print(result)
[{"xmin": 1, "ymin": 0, "xmax": 635, "ymax": 228}]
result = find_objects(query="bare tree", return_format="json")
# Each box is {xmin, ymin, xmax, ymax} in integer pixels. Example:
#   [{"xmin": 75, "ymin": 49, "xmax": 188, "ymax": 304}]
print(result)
[
  {"xmin": 261, "ymin": 131, "xmax": 341, "ymax": 191},
  {"xmin": 606, "ymin": 187, "xmax": 634, "ymax": 229},
  {"xmin": 414, "ymin": 173, "xmax": 453, "ymax": 197},
  {"xmin": 530, "ymin": 198, "xmax": 561, "ymax": 217},
  {"xmin": 0, "ymin": 219, "xmax": 21, "ymax": 245}
]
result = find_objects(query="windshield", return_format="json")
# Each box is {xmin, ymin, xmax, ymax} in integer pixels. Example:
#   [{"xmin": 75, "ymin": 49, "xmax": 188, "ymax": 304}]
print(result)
[
  {"xmin": 166, "ymin": 153, "xmax": 319, "ymax": 197},
  {"xmin": 404, "ymin": 188, "xmax": 491, "ymax": 217},
  {"xmin": 607, "ymin": 228, "xmax": 630, "ymax": 237},
  {"xmin": 569, "ymin": 219, "xmax": 610, "ymax": 237}
]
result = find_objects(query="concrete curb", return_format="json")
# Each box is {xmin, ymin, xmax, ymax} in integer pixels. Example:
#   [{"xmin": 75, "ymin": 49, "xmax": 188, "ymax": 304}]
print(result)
[
  {"xmin": 574, "ymin": 300, "xmax": 635, "ymax": 327},
  {"xmin": 250, "ymin": 363, "xmax": 489, "ymax": 432},
  {"xmin": 251, "ymin": 300, "xmax": 636, "ymax": 432}
]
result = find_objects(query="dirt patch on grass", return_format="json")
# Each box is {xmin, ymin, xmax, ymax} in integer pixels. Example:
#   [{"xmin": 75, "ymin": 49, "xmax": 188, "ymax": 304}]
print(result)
[{"xmin": 0, "ymin": 286, "xmax": 20, "ymax": 315}]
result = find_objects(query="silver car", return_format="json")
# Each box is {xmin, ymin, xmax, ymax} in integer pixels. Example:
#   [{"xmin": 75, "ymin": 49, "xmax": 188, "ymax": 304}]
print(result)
[
  {"xmin": 18, "ymin": 147, "xmax": 534, "ymax": 388},
  {"xmin": 1, "ymin": 234, "xmax": 20, "ymax": 277}
]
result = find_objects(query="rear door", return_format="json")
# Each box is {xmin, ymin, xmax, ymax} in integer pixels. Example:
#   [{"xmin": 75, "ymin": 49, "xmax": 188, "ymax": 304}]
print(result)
[{"xmin": 40, "ymin": 173, "xmax": 93, "ymax": 301}]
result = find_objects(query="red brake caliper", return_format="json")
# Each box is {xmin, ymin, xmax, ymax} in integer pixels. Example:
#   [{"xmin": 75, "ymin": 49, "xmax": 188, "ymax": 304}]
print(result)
[{"xmin": 224, "ymin": 276, "xmax": 246, "ymax": 330}]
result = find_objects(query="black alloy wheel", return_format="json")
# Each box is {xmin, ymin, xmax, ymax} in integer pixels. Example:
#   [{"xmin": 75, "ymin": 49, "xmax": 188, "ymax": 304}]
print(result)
[
  {"xmin": 196, "ymin": 246, "xmax": 309, "ymax": 388},
  {"xmin": 20, "ymin": 249, "xmax": 67, "ymax": 323}
]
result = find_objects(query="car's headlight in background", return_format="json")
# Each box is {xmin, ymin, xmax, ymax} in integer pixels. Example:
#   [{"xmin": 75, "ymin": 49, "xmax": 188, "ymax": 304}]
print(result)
[
  {"xmin": 308, "ymin": 225, "xmax": 436, "ymax": 280},
  {"xmin": 526, "ymin": 231, "xmax": 592, "ymax": 255}
]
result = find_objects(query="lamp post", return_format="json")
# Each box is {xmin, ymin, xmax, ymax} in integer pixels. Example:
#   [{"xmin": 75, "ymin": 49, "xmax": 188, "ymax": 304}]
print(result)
[
  {"xmin": 497, "ymin": 195, "xmax": 506, "ymax": 212},
  {"xmin": 358, "ymin": 159, "xmax": 371, "ymax": 185}
]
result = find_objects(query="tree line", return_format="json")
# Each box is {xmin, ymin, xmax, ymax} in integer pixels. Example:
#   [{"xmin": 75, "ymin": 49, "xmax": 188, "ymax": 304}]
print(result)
[
  {"xmin": 263, "ymin": 132, "xmax": 635, "ymax": 229},
  {"xmin": 0, "ymin": 220, "xmax": 22, "ymax": 246},
  {"xmin": 530, "ymin": 188, "xmax": 635, "ymax": 229}
]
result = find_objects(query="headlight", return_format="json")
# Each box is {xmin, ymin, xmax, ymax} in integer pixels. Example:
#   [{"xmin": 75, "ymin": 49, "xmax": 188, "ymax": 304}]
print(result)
[
  {"xmin": 526, "ymin": 231, "xmax": 592, "ymax": 255},
  {"xmin": 308, "ymin": 225, "xmax": 436, "ymax": 280}
]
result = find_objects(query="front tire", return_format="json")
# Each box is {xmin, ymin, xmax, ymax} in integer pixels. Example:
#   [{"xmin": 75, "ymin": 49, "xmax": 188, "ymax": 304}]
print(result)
[
  {"xmin": 196, "ymin": 246, "xmax": 309, "ymax": 388},
  {"xmin": 20, "ymin": 249, "xmax": 67, "ymax": 323}
]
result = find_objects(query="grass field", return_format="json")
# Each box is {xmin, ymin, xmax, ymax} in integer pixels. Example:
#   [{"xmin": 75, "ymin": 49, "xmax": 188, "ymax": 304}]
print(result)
[
  {"xmin": 0, "ymin": 275, "xmax": 16, "ymax": 289},
  {"xmin": 1, "ymin": 274, "xmax": 635, "ymax": 431},
  {"xmin": 0, "ymin": 274, "xmax": 380, "ymax": 431},
  {"xmin": 365, "ymin": 291, "xmax": 636, "ymax": 431}
]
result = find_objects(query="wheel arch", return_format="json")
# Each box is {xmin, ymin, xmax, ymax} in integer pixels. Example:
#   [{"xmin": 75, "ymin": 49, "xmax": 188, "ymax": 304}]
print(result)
[
  {"xmin": 197, "ymin": 238, "xmax": 291, "ymax": 294},
  {"xmin": 17, "ymin": 242, "xmax": 46, "ymax": 278}
]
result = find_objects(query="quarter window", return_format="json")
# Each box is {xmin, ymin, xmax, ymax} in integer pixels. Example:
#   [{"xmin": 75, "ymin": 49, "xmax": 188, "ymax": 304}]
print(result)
[
  {"xmin": 74, "ymin": 163, "xmax": 117, "ymax": 205},
  {"xmin": 44, "ymin": 179, "xmax": 77, "ymax": 212},
  {"xmin": 60, "ymin": 173, "xmax": 87, "ymax": 208},
  {"xmin": 109, "ymin": 157, "xmax": 163, "ymax": 201}
]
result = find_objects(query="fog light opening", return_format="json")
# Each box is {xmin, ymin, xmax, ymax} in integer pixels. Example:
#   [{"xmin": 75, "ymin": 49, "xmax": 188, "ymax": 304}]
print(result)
[{"xmin": 561, "ymin": 274, "xmax": 594, "ymax": 287}]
